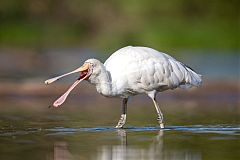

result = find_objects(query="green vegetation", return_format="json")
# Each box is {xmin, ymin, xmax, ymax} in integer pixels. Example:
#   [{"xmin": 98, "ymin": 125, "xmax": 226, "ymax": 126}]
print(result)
[{"xmin": 0, "ymin": 0, "xmax": 238, "ymax": 53}]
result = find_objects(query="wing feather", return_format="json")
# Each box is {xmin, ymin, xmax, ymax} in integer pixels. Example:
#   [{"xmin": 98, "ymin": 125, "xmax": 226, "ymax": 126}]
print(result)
[{"xmin": 104, "ymin": 46, "xmax": 202, "ymax": 94}]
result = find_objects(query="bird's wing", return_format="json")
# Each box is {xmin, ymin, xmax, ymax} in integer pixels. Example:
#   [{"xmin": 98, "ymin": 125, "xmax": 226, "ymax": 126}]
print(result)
[{"xmin": 104, "ymin": 46, "xmax": 200, "ymax": 93}]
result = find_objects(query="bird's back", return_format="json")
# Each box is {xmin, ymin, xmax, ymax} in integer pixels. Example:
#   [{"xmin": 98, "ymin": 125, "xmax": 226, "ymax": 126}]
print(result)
[{"xmin": 104, "ymin": 46, "xmax": 202, "ymax": 96}]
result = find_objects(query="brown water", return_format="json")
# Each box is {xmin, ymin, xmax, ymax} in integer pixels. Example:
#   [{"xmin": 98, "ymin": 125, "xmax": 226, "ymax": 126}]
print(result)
[{"xmin": 0, "ymin": 96, "xmax": 239, "ymax": 160}]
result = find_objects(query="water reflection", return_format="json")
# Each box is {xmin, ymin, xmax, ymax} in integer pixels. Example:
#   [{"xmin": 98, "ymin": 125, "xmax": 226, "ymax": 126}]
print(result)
[
  {"xmin": 96, "ymin": 129, "xmax": 201, "ymax": 160},
  {"xmin": 53, "ymin": 142, "xmax": 72, "ymax": 160},
  {"xmin": 1, "ymin": 124, "xmax": 238, "ymax": 160},
  {"xmin": 51, "ymin": 128, "xmax": 202, "ymax": 160}
]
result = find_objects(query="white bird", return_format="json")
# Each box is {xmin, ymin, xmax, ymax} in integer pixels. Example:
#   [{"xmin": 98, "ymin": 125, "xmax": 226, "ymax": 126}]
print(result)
[{"xmin": 45, "ymin": 46, "xmax": 202, "ymax": 128}]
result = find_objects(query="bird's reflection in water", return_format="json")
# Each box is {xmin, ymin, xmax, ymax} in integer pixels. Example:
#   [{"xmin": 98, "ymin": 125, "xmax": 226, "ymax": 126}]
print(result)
[
  {"xmin": 53, "ymin": 142, "xmax": 72, "ymax": 160},
  {"xmin": 96, "ymin": 129, "xmax": 201, "ymax": 160},
  {"xmin": 96, "ymin": 130, "xmax": 163, "ymax": 160},
  {"xmin": 52, "ymin": 129, "xmax": 201, "ymax": 160}
]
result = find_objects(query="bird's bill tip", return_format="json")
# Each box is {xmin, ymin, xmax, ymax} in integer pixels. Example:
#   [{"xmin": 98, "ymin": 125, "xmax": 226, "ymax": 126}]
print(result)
[
  {"xmin": 44, "ymin": 78, "xmax": 57, "ymax": 85},
  {"xmin": 44, "ymin": 79, "xmax": 51, "ymax": 85}
]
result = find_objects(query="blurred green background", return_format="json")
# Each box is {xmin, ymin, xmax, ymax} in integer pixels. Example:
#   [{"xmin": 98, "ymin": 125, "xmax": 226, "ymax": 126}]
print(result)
[{"xmin": 0, "ymin": 0, "xmax": 239, "ymax": 53}]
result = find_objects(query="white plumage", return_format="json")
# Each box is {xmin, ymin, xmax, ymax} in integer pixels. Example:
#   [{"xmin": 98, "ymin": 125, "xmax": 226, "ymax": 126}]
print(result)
[
  {"xmin": 104, "ymin": 46, "xmax": 201, "ymax": 97},
  {"xmin": 45, "ymin": 46, "xmax": 202, "ymax": 128}
]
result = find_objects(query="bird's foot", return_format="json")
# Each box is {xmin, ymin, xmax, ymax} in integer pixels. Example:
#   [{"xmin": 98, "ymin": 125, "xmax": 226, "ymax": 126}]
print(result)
[
  {"xmin": 159, "ymin": 123, "xmax": 164, "ymax": 129},
  {"xmin": 115, "ymin": 114, "xmax": 126, "ymax": 129}
]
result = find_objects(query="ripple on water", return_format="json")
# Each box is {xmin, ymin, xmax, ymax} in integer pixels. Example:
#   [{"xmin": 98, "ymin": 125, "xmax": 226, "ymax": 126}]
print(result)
[
  {"xmin": 44, "ymin": 125, "xmax": 240, "ymax": 136},
  {"xmin": 0, "ymin": 125, "xmax": 239, "ymax": 137},
  {"xmin": 169, "ymin": 125, "xmax": 240, "ymax": 135}
]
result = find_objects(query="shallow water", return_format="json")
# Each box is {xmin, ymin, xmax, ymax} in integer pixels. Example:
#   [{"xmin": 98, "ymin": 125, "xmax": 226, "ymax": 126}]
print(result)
[{"xmin": 0, "ymin": 102, "xmax": 239, "ymax": 160}]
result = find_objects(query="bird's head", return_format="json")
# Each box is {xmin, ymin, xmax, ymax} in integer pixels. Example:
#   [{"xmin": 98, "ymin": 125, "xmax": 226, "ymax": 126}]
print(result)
[
  {"xmin": 45, "ymin": 58, "xmax": 102, "ymax": 107},
  {"xmin": 84, "ymin": 59, "xmax": 104, "ymax": 83}
]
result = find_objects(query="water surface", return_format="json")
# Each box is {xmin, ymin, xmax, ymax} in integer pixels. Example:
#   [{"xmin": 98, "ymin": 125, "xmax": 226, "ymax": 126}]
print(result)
[{"xmin": 0, "ymin": 101, "xmax": 239, "ymax": 160}]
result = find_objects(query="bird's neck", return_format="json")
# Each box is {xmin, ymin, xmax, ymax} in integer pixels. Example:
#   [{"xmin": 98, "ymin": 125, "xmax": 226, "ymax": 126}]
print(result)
[{"xmin": 88, "ymin": 65, "xmax": 114, "ymax": 97}]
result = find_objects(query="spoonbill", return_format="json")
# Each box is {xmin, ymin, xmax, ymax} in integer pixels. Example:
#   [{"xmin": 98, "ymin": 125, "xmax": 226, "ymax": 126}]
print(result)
[{"xmin": 45, "ymin": 46, "xmax": 202, "ymax": 128}]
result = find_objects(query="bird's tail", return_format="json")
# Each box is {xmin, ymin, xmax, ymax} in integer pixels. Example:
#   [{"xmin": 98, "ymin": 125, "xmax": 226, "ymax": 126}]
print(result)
[{"xmin": 180, "ymin": 65, "xmax": 202, "ymax": 89}]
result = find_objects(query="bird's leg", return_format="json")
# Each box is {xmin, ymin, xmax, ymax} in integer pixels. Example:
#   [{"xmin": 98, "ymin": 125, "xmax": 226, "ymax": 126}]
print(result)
[
  {"xmin": 115, "ymin": 98, "xmax": 128, "ymax": 129},
  {"xmin": 152, "ymin": 98, "xmax": 164, "ymax": 128}
]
